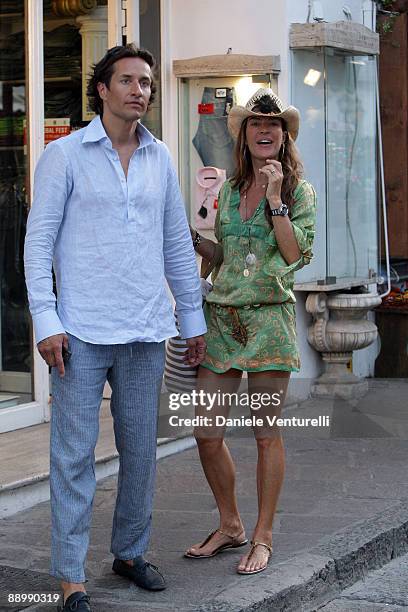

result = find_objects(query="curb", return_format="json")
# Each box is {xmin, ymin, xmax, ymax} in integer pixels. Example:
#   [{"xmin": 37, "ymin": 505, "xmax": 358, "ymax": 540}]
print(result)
[
  {"xmin": 196, "ymin": 499, "xmax": 408, "ymax": 612},
  {"xmin": 1, "ymin": 500, "xmax": 407, "ymax": 611}
]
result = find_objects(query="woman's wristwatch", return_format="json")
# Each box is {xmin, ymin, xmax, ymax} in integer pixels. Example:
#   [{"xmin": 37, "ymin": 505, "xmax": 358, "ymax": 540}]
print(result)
[
  {"xmin": 192, "ymin": 230, "xmax": 202, "ymax": 249},
  {"xmin": 270, "ymin": 202, "xmax": 289, "ymax": 217}
]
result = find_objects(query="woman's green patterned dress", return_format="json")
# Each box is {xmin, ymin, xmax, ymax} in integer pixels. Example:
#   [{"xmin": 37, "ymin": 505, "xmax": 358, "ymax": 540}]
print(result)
[{"xmin": 202, "ymin": 179, "xmax": 316, "ymax": 373}]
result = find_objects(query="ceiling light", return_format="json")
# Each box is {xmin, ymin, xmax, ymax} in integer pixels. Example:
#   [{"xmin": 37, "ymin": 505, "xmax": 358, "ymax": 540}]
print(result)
[{"xmin": 304, "ymin": 69, "xmax": 322, "ymax": 87}]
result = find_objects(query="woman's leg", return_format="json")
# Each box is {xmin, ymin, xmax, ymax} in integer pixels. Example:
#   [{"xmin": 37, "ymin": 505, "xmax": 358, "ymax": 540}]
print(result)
[
  {"xmin": 237, "ymin": 370, "xmax": 290, "ymax": 573},
  {"xmin": 186, "ymin": 366, "xmax": 245, "ymax": 556}
]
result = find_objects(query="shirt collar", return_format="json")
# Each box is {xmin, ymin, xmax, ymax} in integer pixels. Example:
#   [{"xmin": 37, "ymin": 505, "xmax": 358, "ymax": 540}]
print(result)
[
  {"xmin": 196, "ymin": 167, "xmax": 225, "ymax": 191},
  {"xmin": 82, "ymin": 115, "xmax": 157, "ymax": 149}
]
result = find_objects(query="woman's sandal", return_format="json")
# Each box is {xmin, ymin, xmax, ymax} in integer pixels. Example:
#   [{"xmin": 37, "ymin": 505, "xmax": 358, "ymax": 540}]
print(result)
[
  {"xmin": 237, "ymin": 540, "xmax": 273, "ymax": 575},
  {"xmin": 184, "ymin": 528, "xmax": 248, "ymax": 559}
]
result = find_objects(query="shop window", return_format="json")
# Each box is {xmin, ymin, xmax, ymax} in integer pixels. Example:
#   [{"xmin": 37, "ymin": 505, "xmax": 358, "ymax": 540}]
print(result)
[
  {"xmin": 41, "ymin": 0, "xmax": 161, "ymax": 135},
  {"xmin": 0, "ymin": 0, "xmax": 33, "ymax": 405},
  {"xmin": 177, "ymin": 71, "xmax": 278, "ymax": 230},
  {"xmin": 43, "ymin": 1, "xmax": 108, "ymax": 131}
]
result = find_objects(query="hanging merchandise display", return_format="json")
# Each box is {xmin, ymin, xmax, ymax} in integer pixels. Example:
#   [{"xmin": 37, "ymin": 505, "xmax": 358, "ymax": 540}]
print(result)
[
  {"xmin": 195, "ymin": 166, "xmax": 226, "ymax": 230},
  {"xmin": 192, "ymin": 87, "xmax": 236, "ymax": 177}
]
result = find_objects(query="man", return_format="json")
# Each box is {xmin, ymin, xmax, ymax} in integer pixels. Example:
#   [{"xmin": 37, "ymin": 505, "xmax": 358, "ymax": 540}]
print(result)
[{"xmin": 24, "ymin": 45, "xmax": 206, "ymax": 612}]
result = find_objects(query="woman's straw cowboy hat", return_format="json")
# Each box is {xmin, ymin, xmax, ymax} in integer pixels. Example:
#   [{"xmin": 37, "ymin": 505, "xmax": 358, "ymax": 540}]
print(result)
[{"xmin": 227, "ymin": 88, "xmax": 300, "ymax": 141}]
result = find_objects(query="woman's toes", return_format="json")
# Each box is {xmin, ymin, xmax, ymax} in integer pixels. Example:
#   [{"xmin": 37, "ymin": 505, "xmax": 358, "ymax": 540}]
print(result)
[{"xmin": 238, "ymin": 545, "xmax": 270, "ymax": 572}]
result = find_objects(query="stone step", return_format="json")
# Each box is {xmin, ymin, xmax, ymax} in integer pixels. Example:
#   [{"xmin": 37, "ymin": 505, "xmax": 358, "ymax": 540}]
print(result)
[{"xmin": 0, "ymin": 435, "xmax": 196, "ymax": 520}]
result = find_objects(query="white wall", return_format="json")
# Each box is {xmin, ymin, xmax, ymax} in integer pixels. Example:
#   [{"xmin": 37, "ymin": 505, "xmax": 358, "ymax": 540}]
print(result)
[
  {"xmin": 163, "ymin": 0, "xmax": 377, "ymax": 159},
  {"xmin": 287, "ymin": 0, "xmax": 373, "ymax": 25},
  {"xmin": 170, "ymin": 0, "xmax": 287, "ymax": 58},
  {"xmin": 163, "ymin": 0, "xmax": 291, "ymax": 161},
  {"xmin": 293, "ymin": 292, "xmax": 324, "ymax": 378}
]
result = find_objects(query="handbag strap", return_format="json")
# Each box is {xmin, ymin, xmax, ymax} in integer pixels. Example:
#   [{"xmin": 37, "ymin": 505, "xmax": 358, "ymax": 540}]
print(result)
[{"xmin": 200, "ymin": 243, "xmax": 223, "ymax": 279}]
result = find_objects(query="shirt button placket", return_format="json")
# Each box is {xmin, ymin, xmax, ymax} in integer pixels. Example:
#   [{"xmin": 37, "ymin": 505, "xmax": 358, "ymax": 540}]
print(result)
[
  {"xmin": 113, "ymin": 156, "xmax": 128, "ymax": 218},
  {"xmin": 127, "ymin": 159, "xmax": 136, "ymax": 221}
]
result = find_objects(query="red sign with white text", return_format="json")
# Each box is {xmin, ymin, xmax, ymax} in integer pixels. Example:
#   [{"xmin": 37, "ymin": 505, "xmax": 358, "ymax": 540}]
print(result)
[
  {"xmin": 198, "ymin": 103, "xmax": 214, "ymax": 115},
  {"xmin": 44, "ymin": 118, "xmax": 70, "ymax": 145}
]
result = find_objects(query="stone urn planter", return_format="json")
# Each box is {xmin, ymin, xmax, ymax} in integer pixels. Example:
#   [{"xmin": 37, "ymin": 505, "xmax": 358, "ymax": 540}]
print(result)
[{"xmin": 306, "ymin": 292, "xmax": 382, "ymax": 399}]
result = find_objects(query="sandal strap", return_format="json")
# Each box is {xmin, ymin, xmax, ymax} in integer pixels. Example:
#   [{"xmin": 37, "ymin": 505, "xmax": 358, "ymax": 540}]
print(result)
[
  {"xmin": 245, "ymin": 540, "xmax": 272, "ymax": 565},
  {"xmin": 199, "ymin": 530, "xmax": 218, "ymax": 548},
  {"xmin": 199, "ymin": 528, "xmax": 243, "ymax": 549},
  {"xmin": 250, "ymin": 540, "xmax": 273, "ymax": 553},
  {"xmin": 217, "ymin": 528, "xmax": 243, "ymax": 541}
]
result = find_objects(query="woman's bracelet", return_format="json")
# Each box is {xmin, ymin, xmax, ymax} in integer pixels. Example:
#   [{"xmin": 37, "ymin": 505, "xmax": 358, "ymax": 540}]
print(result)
[{"xmin": 192, "ymin": 231, "xmax": 202, "ymax": 250}]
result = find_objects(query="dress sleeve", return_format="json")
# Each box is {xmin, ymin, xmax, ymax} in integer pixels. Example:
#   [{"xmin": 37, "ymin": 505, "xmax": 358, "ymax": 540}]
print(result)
[
  {"xmin": 263, "ymin": 180, "xmax": 317, "ymax": 277},
  {"xmin": 214, "ymin": 181, "xmax": 230, "ymax": 243}
]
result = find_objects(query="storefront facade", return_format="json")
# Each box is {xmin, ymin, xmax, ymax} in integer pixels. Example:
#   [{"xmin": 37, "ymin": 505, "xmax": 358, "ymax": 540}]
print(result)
[
  {"xmin": 0, "ymin": 0, "xmax": 161, "ymax": 432},
  {"xmin": 0, "ymin": 0, "xmax": 381, "ymax": 433}
]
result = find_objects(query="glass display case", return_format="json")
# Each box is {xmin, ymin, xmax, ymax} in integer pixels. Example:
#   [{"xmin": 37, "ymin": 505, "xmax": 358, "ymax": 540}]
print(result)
[{"xmin": 291, "ymin": 46, "xmax": 379, "ymax": 285}]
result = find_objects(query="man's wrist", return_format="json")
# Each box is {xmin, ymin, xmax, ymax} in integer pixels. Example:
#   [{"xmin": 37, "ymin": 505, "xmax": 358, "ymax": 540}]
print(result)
[
  {"xmin": 32, "ymin": 309, "xmax": 66, "ymax": 345},
  {"xmin": 177, "ymin": 310, "xmax": 207, "ymax": 339}
]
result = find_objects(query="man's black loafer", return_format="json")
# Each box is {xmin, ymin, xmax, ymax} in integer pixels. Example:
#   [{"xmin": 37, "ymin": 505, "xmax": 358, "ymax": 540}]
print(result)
[
  {"xmin": 57, "ymin": 591, "xmax": 91, "ymax": 611},
  {"xmin": 112, "ymin": 556, "xmax": 166, "ymax": 591}
]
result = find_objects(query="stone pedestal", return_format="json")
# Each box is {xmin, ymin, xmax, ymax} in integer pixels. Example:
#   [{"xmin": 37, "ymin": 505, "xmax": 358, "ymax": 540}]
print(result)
[
  {"xmin": 77, "ymin": 7, "xmax": 108, "ymax": 121},
  {"xmin": 306, "ymin": 292, "xmax": 382, "ymax": 399}
]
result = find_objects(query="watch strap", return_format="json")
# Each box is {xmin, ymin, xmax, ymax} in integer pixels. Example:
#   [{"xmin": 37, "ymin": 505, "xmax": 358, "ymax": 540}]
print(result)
[
  {"xmin": 270, "ymin": 203, "xmax": 289, "ymax": 217},
  {"xmin": 192, "ymin": 231, "xmax": 202, "ymax": 248}
]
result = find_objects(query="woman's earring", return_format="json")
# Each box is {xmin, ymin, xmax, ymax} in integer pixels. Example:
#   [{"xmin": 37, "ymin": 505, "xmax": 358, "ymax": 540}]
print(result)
[{"xmin": 280, "ymin": 142, "xmax": 286, "ymax": 161}]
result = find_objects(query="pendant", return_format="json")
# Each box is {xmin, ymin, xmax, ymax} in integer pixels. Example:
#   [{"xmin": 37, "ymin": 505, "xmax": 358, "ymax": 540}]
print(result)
[
  {"xmin": 245, "ymin": 252, "xmax": 257, "ymax": 266},
  {"xmin": 243, "ymin": 268, "xmax": 250, "ymax": 277}
]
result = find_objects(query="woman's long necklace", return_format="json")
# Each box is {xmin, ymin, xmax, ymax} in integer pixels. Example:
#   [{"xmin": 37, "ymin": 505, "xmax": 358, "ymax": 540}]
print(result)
[{"xmin": 242, "ymin": 184, "xmax": 265, "ymax": 277}]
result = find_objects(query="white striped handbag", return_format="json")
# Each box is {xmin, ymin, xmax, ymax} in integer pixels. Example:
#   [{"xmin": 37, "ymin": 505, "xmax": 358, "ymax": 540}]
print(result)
[
  {"xmin": 164, "ymin": 316, "xmax": 198, "ymax": 393},
  {"xmin": 164, "ymin": 244, "xmax": 223, "ymax": 394}
]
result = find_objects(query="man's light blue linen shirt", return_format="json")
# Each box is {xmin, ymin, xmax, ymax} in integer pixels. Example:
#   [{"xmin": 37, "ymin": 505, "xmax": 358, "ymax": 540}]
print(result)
[{"xmin": 24, "ymin": 116, "xmax": 206, "ymax": 344}]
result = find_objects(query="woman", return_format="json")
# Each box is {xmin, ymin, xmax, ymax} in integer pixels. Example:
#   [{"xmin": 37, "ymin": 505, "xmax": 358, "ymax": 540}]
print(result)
[{"xmin": 185, "ymin": 89, "xmax": 316, "ymax": 574}]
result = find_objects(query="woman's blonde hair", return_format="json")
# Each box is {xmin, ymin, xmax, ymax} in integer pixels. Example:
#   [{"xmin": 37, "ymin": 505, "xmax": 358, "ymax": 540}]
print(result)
[{"xmin": 230, "ymin": 99, "xmax": 304, "ymax": 223}]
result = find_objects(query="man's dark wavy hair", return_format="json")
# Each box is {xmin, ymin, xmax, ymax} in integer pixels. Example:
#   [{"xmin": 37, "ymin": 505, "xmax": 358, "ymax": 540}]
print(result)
[{"xmin": 86, "ymin": 44, "xmax": 157, "ymax": 116}]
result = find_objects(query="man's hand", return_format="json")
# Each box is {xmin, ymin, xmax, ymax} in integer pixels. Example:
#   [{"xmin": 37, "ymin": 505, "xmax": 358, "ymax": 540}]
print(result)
[
  {"xmin": 184, "ymin": 335, "xmax": 207, "ymax": 367},
  {"xmin": 37, "ymin": 333, "xmax": 69, "ymax": 377}
]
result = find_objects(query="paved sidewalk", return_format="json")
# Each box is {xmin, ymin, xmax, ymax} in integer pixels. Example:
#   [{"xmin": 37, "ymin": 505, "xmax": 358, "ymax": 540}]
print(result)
[{"xmin": 0, "ymin": 379, "xmax": 407, "ymax": 611}]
